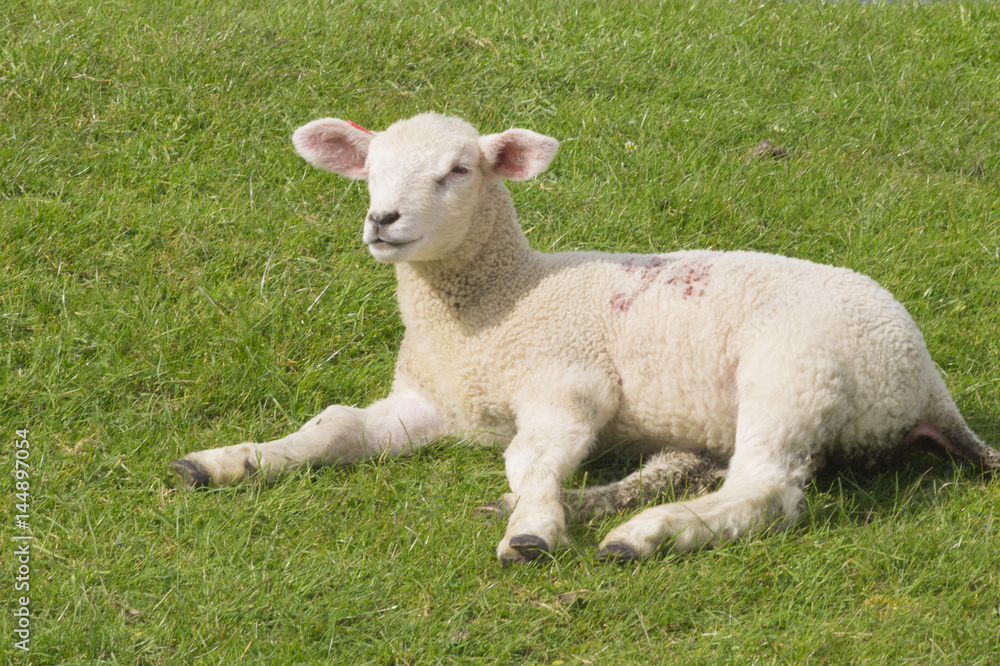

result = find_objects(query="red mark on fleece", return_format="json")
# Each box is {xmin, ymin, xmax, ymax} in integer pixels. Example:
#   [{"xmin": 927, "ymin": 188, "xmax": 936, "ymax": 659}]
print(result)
[
  {"xmin": 610, "ymin": 292, "xmax": 634, "ymax": 313},
  {"xmin": 346, "ymin": 120, "xmax": 374, "ymax": 135},
  {"xmin": 610, "ymin": 257, "xmax": 711, "ymax": 314},
  {"xmin": 665, "ymin": 261, "xmax": 711, "ymax": 299}
]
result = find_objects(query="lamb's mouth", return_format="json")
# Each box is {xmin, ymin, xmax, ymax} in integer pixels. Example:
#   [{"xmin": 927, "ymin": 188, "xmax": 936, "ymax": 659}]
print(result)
[{"xmin": 369, "ymin": 237, "xmax": 419, "ymax": 250}]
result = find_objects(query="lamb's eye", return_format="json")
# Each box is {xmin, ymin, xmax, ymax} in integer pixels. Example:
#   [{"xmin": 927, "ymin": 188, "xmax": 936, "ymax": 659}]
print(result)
[{"xmin": 437, "ymin": 165, "xmax": 470, "ymax": 186}]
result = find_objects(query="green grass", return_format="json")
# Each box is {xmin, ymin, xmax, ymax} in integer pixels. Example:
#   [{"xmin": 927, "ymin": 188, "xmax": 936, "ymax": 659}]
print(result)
[{"xmin": 3, "ymin": 0, "xmax": 1000, "ymax": 662}]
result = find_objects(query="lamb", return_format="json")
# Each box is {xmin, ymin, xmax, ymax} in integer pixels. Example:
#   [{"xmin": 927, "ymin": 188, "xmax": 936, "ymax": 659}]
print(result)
[{"xmin": 170, "ymin": 112, "xmax": 1000, "ymax": 564}]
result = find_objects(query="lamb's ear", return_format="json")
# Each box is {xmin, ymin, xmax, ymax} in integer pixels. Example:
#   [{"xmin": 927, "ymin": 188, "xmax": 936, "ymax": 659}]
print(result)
[
  {"xmin": 479, "ymin": 129, "xmax": 559, "ymax": 181},
  {"xmin": 292, "ymin": 118, "xmax": 375, "ymax": 180}
]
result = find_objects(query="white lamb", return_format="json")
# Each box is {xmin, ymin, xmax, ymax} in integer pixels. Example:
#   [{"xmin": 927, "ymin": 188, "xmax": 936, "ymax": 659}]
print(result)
[{"xmin": 171, "ymin": 112, "xmax": 999, "ymax": 564}]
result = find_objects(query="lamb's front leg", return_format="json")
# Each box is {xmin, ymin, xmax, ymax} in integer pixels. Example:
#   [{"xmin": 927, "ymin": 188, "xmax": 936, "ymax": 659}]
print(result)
[
  {"xmin": 170, "ymin": 390, "xmax": 444, "ymax": 488},
  {"xmin": 497, "ymin": 392, "xmax": 613, "ymax": 565}
]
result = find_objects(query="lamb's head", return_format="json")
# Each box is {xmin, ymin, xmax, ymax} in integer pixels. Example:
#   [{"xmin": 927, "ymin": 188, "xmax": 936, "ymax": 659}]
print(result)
[{"xmin": 292, "ymin": 113, "xmax": 559, "ymax": 263}]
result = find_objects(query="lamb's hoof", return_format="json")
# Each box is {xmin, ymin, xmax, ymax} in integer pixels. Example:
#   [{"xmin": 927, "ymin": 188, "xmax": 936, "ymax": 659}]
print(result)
[
  {"xmin": 169, "ymin": 459, "xmax": 211, "ymax": 489},
  {"xmin": 476, "ymin": 499, "xmax": 511, "ymax": 521},
  {"xmin": 499, "ymin": 535, "xmax": 551, "ymax": 566},
  {"xmin": 597, "ymin": 542, "xmax": 641, "ymax": 564}
]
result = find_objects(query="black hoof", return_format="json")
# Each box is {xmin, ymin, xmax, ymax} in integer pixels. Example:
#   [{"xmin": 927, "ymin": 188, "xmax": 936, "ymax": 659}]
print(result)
[
  {"xmin": 169, "ymin": 459, "xmax": 212, "ymax": 489},
  {"xmin": 476, "ymin": 499, "xmax": 511, "ymax": 521},
  {"xmin": 502, "ymin": 534, "xmax": 550, "ymax": 564},
  {"xmin": 499, "ymin": 551, "xmax": 531, "ymax": 567},
  {"xmin": 597, "ymin": 542, "xmax": 641, "ymax": 564}
]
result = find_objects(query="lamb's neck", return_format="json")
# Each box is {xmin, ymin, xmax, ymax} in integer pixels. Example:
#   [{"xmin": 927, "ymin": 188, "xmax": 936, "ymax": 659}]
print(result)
[{"xmin": 395, "ymin": 183, "xmax": 540, "ymax": 330}]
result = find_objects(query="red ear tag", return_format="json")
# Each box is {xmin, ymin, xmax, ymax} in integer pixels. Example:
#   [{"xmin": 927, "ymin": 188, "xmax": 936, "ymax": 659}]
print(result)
[{"xmin": 347, "ymin": 120, "xmax": 375, "ymax": 135}]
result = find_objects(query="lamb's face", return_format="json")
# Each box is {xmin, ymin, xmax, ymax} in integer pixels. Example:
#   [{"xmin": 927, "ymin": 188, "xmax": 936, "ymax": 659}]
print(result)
[
  {"xmin": 363, "ymin": 116, "xmax": 485, "ymax": 264},
  {"xmin": 293, "ymin": 112, "xmax": 559, "ymax": 264}
]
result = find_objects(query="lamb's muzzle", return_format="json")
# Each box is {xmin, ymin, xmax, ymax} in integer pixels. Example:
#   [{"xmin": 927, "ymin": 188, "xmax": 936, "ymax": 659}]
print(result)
[{"xmin": 369, "ymin": 211, "xmax": 400, "ymax": 228}]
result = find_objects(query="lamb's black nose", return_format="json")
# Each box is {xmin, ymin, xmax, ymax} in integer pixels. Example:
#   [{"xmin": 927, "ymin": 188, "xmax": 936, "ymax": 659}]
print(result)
[{"xmin": 370, "ymin": 211, "xmax": 400, "ymax": 228}]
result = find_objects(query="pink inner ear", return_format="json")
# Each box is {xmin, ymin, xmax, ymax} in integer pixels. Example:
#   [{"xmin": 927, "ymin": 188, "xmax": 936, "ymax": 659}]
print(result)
[
  {"xmin": 493, "ymin": 139, "xmax": 531, "ymax": 179},
  {"xmin": 482, "ymin": 129, "xmax": 558, "ymax": 181},
  {"xmin": 293, "ymin": 118, "xmax": 373, "ymax": 179}
]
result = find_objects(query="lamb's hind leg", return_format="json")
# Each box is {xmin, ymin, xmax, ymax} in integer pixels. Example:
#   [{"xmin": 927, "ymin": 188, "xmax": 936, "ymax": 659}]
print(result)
[
  {"xmin": 170, "ymin": 390, "xmax": 444, "ymax": 488},
  {"xmin": 598, "ymin": 382, "xmax": 843, "ymax": 562},
  {"xmin": 480, "ymin": 450, "xmax": 726, "ymax": 523},
  {"xmin": 564, "ymin": 450, "xmax": 727, "ymax": 522}
]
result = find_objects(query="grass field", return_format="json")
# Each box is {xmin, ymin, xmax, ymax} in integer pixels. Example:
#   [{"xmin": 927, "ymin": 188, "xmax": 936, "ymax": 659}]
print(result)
[{"xmin": 3, "ymin": 0, "xmax": 1000, "ymax": 662}]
